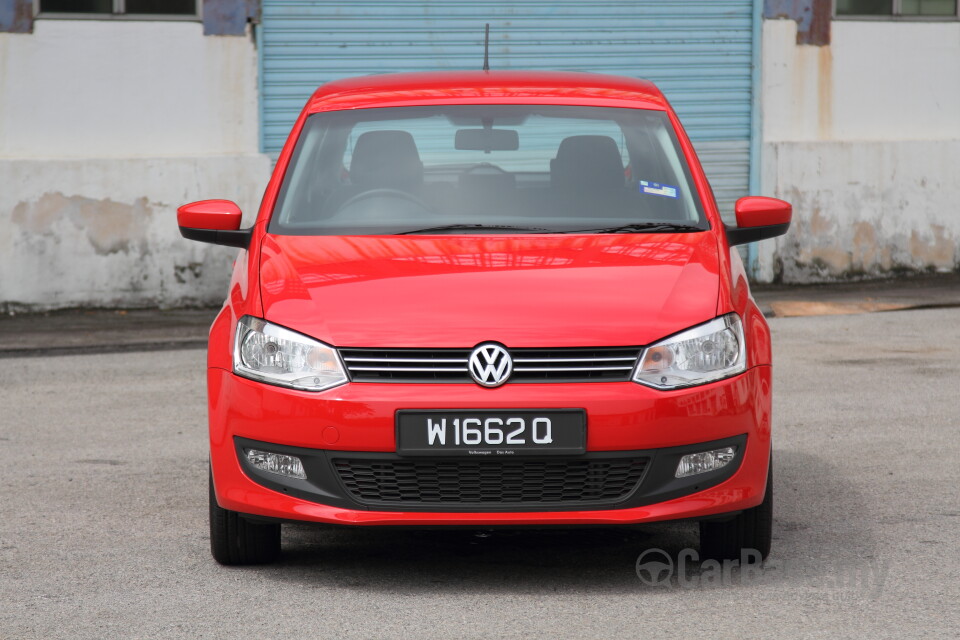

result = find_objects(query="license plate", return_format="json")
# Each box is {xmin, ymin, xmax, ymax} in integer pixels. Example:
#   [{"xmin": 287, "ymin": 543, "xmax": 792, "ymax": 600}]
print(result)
[{"xmin": 396, "ymin": 409, "xmax": 586, "ymax": 456}]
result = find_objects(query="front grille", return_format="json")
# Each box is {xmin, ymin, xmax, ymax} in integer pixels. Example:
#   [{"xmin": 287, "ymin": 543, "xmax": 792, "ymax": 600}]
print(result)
[
  {"xmin": 340, "ymin": 348, "xmax": 471, "ymax": 383},
  {"xmin": 512, "ymin": 348, "xmax": 640, "ymax": 382},
  {"xmin": 332, "ymin": 457, "xmax": 649, "ymax": 507},
  {"xmin": 339, "ymin": 347, "xmax": 640, "ymax": 383}
]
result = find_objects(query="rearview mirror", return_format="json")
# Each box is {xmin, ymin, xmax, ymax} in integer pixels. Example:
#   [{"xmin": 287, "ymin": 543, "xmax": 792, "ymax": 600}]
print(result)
[
  {"xmin": 455, "ymin": 128, "xmax": 519, "ymax": 152},
  {"xmin": 177, "ymin": 200, "xmax": 251, "ymax": 249},
  {"xmin": 725, "ymin": 196, "xmax": 792, "ymax": 247}
]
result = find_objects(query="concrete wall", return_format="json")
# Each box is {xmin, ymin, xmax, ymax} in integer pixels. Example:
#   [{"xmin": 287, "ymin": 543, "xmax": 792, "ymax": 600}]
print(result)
[
  {"xmin": 0, "ymin": 19, "xmax": 271, "ymax": 310},
  {"xmin": 757, "ymin": 19, "xmax": 960, "ymax": 282},
  {"xmin": 5, "ymin": 14, "xmax": 958, "ymax": 303}
]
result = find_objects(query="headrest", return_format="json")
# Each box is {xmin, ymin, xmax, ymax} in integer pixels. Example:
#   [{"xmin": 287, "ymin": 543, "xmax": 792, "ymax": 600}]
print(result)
[
  {"xmin": 350, "ymin": 130, "xmax": 424, "ymax": 189},
  {"xmin": 550, "ymin": 135, "xmax": 625, "ymax": 190}
]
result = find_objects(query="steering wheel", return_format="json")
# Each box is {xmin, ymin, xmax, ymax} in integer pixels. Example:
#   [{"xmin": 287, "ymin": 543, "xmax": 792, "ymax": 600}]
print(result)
[
  {"xmin": 335, "ymin": 188, "xmax": 431, "ymax": 214},
  {"xmin": 462, "ymin": 162, "xmax": 508, "ymax": 175}
]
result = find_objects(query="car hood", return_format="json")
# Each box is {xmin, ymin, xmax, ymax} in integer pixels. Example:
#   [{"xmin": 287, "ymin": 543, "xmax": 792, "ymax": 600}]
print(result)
[{"xmin": 258, "ymin": 233, "xmax": 720, "ymax": 348}]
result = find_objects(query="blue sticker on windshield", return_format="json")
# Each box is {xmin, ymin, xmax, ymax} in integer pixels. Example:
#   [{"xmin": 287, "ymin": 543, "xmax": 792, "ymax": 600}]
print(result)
[{"xmin": 640, "ymin": 181, "xmax": 678, "ymax": 199}]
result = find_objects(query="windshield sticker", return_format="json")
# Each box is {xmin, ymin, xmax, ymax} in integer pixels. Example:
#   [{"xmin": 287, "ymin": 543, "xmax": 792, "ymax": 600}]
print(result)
[{"xmin": 640, "ymin": 181, "xmax": 679, "ymax": 199}]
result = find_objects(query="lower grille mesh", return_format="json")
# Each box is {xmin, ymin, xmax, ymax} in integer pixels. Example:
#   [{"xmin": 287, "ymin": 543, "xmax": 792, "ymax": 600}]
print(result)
[{"xmin": 332, "ymin": 457, "xmax": 648, "ymax": 506}]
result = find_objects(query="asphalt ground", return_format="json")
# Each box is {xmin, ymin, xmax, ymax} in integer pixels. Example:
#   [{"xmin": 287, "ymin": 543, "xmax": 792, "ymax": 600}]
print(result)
[{"xmin": 1, "ymin": 304, "xmax": 958, "ymax": 638}]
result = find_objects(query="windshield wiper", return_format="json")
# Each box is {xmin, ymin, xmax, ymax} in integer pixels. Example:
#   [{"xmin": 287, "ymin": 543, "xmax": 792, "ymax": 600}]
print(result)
[
  {"xmin": 564, "ymin": 222, "xmax": 705, "ymax": 234},
  {"xmin": 396, "ymin": 224, "xmax": 552, "ymax": 235}
]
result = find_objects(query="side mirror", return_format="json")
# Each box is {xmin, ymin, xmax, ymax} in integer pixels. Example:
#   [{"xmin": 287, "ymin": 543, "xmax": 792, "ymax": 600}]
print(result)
[
  {"xmin": 725, "ymin": 196, "xmax": 792, "ymax": 247},
  {"xmin": 177, "ymin": 200, "xmax": 252, "ymax": 249}
]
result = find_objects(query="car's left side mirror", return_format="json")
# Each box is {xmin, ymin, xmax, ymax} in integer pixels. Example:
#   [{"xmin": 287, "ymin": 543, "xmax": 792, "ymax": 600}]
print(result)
[
  {"xmin": 177, "ymin": 200, "xmax": 252, "ymax": 249},
  {"xmin": 725, "ymin": 196, "xmax": 792, "ymax": 247}
]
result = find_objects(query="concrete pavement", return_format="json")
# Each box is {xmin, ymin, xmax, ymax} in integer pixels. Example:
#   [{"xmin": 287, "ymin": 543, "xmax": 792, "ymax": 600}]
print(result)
[
  {"xmin": 2, "ymin": 307, "xmax": 958, "ymax": 638},
  {"xmin": 751, "ymin": 271, "xmax": 960, "ymax": 318},
  {"xmin": 1, "ymin": 272, "xmax": 957, "ymax": 357}
]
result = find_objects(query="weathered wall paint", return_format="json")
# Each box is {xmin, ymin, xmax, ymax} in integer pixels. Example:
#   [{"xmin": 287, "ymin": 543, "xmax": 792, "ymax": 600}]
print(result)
[
  {"xmin": 757, "ymin": 140, "xmax": 960, "ymax": 282},
  {"xmin": 0, "ymin": 157, "xmax": 271, "ymax": 310},
  {"xmin": 0, "ymin": 20, "xmax": 269, "ymax": 309},
  {"xmin": 0, "ymin": 0, "xmax": 32, "ymax": 33},
  {"xmin": 763, "ymin": 0, "xmax": 830, "ymax": 45},
  {"xmin": 758, "ymin": 19, "xmax": 960, "ymax": 282},
  {"xmin": 203, "ymin": 0, "xmax": 260, "ymax": 36}
]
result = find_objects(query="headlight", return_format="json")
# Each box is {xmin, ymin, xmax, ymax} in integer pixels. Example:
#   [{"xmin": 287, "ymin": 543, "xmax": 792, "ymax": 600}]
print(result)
[
  {"xmin": 233, "ymin": 316, "xmax": 347, "ymax": 392},
  {"xmin": 633, "ymin": 314, "xmax": 746, "ymax": 389}
]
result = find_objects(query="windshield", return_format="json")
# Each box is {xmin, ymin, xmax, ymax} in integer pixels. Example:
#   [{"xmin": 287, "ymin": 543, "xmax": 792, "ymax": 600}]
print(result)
[{"xmin": 269, "ymin": 105, "xmax": 708, "ymax": 235}]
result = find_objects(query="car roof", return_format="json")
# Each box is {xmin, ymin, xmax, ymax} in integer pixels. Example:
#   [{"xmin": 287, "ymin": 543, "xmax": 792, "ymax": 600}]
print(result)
[{"xmin": 304, "ymin": 70, "xmax": 669, "ymax": 113}]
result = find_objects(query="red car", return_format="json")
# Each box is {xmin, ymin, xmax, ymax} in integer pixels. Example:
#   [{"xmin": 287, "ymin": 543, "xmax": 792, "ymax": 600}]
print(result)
[{"xmin": 178, "ymin": 71, "xmax": 791, "ymax": 565}]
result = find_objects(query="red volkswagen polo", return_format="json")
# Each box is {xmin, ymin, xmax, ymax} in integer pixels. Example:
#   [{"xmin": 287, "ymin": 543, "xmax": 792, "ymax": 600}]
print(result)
[{"xmin": 178, "ymin": 71, "xmax": 791, "ymax": 565}]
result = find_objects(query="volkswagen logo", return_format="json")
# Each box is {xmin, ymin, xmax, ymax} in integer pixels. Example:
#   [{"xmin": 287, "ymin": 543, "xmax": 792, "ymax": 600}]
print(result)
[{"xmin": 468, "ymin": 343, "xmax": 513, "ymax": 388}]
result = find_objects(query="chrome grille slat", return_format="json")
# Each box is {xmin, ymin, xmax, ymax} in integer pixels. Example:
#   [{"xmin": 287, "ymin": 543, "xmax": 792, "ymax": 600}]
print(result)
[
  {"xmin": 339, "ymin": 347, "xmax": 640, "ymax": 383},
  {"xmin": 513, "ymin": 356, "xmax": 637, "ymax": 363},
  {"xmin": 513, "ymin": 366, "xmax": 635, "ymax": 372},
  {"xmin": 349, "ymin": 366, "xmax": 466, "ymax": 372},
  {"xmin": 343, "ymin": 357, "xmax": 468, "ymax": 364}
]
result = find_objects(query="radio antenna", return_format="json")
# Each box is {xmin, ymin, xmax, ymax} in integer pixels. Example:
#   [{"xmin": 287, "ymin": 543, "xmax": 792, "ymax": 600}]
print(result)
[{"xmin": 483, "ymin": 23, "xmax": 490, "ymax": 71}]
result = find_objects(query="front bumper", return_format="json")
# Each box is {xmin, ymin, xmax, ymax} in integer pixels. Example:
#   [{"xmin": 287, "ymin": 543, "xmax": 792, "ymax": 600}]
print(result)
[{"xmin": 208, "ymin": 365, "xmax": 772, "ymax": 526}]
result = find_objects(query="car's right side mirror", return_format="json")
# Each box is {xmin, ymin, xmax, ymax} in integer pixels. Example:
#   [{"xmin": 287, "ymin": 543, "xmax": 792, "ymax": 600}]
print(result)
[{"xmin": 725, "ymin": 196, "xmax": 792, "ymax": 247}]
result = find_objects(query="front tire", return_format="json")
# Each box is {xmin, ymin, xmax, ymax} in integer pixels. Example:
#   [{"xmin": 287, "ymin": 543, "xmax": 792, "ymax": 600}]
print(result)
[
  {"xmin": 699, "ymin": 457, "xmax": 773, "ymax": 562},
  {"xmin": 209, "ymin": 470, "xmax": 281, "ymax": 565}
]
